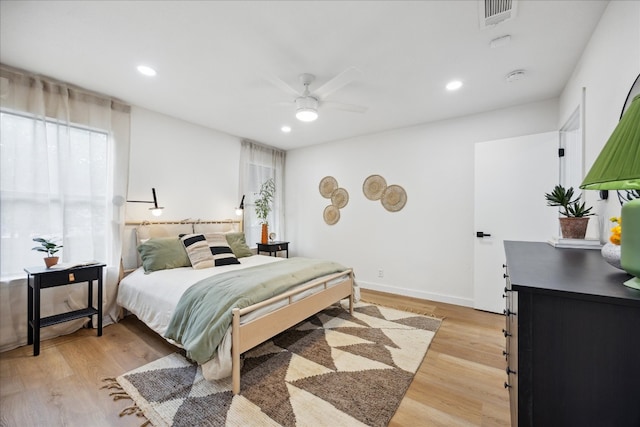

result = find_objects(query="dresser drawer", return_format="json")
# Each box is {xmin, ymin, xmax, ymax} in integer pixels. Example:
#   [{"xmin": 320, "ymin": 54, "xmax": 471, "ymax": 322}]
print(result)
[{"xmin": 36, "ymin": 266, "xmax": 102, "ymax": 288}]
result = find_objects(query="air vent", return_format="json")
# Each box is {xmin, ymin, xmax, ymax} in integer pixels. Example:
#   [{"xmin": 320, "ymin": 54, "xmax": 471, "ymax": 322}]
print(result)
[{"xmin": 479, "ymin": 0, "xmax": 518, "ymax": 29}]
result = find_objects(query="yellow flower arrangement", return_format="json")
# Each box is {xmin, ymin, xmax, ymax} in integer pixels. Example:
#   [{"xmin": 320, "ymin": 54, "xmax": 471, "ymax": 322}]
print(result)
[{"xmin": 609, "ymin": 216, "xmax": 622, "ymax": 245}]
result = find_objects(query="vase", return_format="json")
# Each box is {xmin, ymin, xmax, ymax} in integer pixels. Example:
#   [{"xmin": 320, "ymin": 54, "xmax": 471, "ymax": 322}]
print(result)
[
  {"xmin": 601, "ymin": 242, "xmax": 622, "ymax": 270},
  {"xmin": 44, "ymin": 257, "xmax": 59, "ymax": 268},
  {"xmin": 559, "ymin": 217, "xmax": 589, "ymax": 239},
  {"xmin": 261, "ymin": 223, "xmax": 268, "ymax": 244}
]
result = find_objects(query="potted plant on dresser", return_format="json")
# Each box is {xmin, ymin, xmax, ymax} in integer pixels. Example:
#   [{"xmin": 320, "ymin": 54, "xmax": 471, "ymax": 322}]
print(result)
[
  {"xmin": 255, "ymin": 178, "xmax": 275, "ymax": 244},
  {"xmin": 32, "ymin": 237, "xmax": 63, "ymax": 268},
  {"xmin": 545, "ymin": 184, "xmax": 594, "ymax": 239}
]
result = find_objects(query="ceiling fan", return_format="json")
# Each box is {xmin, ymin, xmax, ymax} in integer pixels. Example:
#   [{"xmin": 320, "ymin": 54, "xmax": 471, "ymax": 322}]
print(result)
[{"xmin": 265, "ymin": 67, "xmax": 368, "ymax": 122}]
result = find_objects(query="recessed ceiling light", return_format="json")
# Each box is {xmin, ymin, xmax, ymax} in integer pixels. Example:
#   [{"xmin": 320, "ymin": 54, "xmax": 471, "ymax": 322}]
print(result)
[
  {"xmin": 281, "ymin": 126, "xmax": 291, "ymax": 133},
  {"xmin": 137, "ymin": 65, "xmax": 157, "ymax": 77},
  {"xmin": 446, "ymin": 80, "xmax": 463, "ymax": 91}
]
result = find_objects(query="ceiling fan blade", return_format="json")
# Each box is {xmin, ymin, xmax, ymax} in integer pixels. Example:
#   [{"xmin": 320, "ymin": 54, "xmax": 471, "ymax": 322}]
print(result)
[
  {"xmin": 323, "ymin": 100, "xmax": 368, "ymax": 114},
  {"xmin": 314, "ymin": 66, "xmax": 362, "ymax": 99},
  {"xmin": 262, "ymin": 72, "xmax": 301, "ymax": 97}
]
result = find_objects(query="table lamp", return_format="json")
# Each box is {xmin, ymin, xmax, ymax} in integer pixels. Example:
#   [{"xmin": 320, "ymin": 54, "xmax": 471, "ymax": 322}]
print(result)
[{"xmin": 580, "ymin": 93, "xmax": 640, "ymax": 289}]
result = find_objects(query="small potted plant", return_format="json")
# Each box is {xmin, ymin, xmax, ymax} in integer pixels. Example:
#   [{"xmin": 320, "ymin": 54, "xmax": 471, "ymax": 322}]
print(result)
[
  {"xmin": 255, "ymin": 178, "xmax": 275, "ymax": 244},
  {"xmin": 544, "ymin": 185, "xmax": 594, "ymax": 239},
  {"xmin": 32, "ymin": 237, "xmax": 63, "ymax": 268}
]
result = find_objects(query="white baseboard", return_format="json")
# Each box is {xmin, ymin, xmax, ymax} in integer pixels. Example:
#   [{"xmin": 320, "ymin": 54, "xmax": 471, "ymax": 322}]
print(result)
[{"xmin": 357, "ymin": 280, "xmax": 474, "ymax": 308}]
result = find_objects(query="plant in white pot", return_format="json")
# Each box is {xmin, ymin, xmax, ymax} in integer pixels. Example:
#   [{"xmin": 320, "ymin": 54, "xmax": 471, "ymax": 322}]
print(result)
[
  {"xmin": 255, "ymin": 178, "xmax": 275, "ymax": 244},
  {"xmin": 544, "ymin": 185, "xmax": 594, "ymax": 239},
  {"xmin": 32, "ymin": 237, "xmax": 63, "ymax": 268}
]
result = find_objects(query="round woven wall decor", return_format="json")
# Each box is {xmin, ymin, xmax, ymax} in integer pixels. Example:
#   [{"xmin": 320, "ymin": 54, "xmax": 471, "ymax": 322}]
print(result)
[
  {"xmin": 323, "ymin": 205, "xmax": 340, "ymax": 225},
  {"xmin": 319, "ymin": 176, "xmax": 338, "ymax": 199},
  {"xmin": 381, "ymin": 185, "xmax": 407, "ymax": 212},
  {"xmin": 363, "ymin": 174, "xmax": 387, "ymax": 200},
  {"xmin": 331, "ymin": 188, "xmax": 349, "ymax": 209}
]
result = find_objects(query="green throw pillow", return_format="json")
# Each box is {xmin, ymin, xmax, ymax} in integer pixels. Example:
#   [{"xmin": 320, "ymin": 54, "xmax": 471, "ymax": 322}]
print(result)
[
  {"xmin": 225, "ymin": 232, "xmax": 253, "ymax": 258},
  {"xmin": 138, "ymin": 237, "xmax": 191, "ymax": 273}
]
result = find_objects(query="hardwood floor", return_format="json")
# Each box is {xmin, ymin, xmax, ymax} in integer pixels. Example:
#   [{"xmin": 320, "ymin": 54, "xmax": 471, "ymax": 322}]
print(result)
[
  {"xmin": 362, "ymin": 290, "xmax": 510, "ymax": 427},
  {"xmin": 0, "ymin": 289, "xmax": 510, "ymax": 426}
]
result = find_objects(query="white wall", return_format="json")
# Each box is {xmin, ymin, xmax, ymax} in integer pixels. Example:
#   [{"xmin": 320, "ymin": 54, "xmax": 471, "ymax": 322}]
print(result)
[
  {"xmin": 286, "ymin": 99, "xmax": 558, "ymax": 306},
  {"xmin": 559, "ymin": 0, "xmax": 640, "ymax": 232},
  {"xmin": 285, "ymin": 0, "xmax": 639, "ymax": 307},
  {"xmin": 127, "ymin": 106, "xmax": 242, "ymax": 222}
]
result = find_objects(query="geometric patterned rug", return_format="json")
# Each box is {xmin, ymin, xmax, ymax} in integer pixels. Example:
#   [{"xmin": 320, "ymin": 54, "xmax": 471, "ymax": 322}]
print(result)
[{"xmin": 104, "ymin": 301, "xmax": 441, "ymax": 427}]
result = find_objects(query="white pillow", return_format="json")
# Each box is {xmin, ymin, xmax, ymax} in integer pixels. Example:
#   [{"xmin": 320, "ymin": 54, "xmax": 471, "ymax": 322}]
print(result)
[{"xmin": 180, "ymin": 234, "xmax": 214, "ymax": 269}]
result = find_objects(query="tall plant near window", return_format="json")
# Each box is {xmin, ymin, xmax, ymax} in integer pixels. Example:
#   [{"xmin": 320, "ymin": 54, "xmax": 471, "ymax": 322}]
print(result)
[{"xmin": 255, "ymin": 178, "xmax": 275, "ymax": 243}]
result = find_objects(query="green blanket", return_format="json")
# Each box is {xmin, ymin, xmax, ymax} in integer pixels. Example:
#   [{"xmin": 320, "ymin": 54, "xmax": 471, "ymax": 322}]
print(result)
[{"xmin": 164, "ymin": 257, "xmax": 348, "ymax": 364}]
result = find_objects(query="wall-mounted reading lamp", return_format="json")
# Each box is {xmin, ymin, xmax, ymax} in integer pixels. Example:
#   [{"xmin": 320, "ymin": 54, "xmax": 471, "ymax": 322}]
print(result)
[
  {"xmin": 235, "ymin": 195, "xmax": 245, "ymax": 232},
  {"xmin": 235, "ymin": 195, "xmax": 245, "ymax": 216},
  {"xmin": 127, "ymin": 188, "xmax": 164, "ymax": 217}
]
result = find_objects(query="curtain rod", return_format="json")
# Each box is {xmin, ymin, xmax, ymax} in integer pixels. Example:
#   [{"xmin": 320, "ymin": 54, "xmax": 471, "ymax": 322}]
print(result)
[
  {"xmin": 0, "ymin": 63, "xmax": 130, "ymax": 112},
  {"xmin": 125, "ymin": 219, "xmax": 240, "ymax": 226}
]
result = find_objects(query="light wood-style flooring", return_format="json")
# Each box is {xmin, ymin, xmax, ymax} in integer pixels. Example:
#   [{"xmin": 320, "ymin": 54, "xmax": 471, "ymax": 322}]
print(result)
[{"xmin": 0, "ymin": 289, "xmax": 510, "ymax": 426}]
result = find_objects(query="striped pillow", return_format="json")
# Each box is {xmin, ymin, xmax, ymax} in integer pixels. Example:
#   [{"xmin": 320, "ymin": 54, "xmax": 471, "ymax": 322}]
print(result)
[
  {"xmin": 205, "ymin": 233, "xmax": 241, "ymax": 266},
  {"xmin": 181, "ymin": 234, "xmax": 214, "ymax": 269}
]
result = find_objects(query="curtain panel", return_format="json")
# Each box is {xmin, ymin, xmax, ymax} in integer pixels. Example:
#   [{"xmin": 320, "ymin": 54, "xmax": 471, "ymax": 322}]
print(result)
[
  {"xmin": 239, "ymin": 140, "xmax": 285, "ymax": 247},
  {"xmin": 0, "ymin": 65, "xmax": 130, "ymax": 352}
]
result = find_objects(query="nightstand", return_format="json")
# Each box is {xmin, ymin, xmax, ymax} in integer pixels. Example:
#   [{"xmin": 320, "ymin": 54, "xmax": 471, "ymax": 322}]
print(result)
[
  {"xmin": 24, "ymin": 263, "xmax": 105, "ymax": 356},
  {"xmin": 256, "ymin": 241, "xmax": 289, "ymax": 258}
]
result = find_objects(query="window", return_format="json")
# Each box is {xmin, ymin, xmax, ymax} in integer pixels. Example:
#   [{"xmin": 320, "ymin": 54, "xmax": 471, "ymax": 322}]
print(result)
[
  {"xmin": 239, "ymin": 140, "xmax": 285, "ymax": 247},
  {"xmin": 0, "ymin": 110, "xmax": 109, "ymax": 277}
]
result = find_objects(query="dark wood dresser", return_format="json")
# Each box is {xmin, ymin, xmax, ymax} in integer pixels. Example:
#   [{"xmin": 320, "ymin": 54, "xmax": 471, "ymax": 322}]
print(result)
[{"xmin": 503, "ymin": 241, "xmax": 640, "ymax": 427}]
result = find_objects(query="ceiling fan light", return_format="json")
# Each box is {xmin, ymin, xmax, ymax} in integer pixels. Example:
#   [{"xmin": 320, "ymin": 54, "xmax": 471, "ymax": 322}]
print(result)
[
  {"xmin": 295, "ymin": 96, "xmax": 319, "ymax": 122},
  {"xmin": 296, "ymin": 108, "xmax": 318, "ymax": 122}
]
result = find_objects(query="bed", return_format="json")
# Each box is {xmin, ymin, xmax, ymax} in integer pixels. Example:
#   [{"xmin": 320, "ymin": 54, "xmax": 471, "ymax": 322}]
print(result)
[{"xmin": 117, "ymin": 220, "xmax": 356, "ymax": 394}]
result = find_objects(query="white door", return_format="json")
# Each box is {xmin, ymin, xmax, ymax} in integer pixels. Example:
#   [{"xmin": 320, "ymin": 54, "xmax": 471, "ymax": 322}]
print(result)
[{"xmin": 473, "ymin": 132, "xmax": 559, "ymax": 313}]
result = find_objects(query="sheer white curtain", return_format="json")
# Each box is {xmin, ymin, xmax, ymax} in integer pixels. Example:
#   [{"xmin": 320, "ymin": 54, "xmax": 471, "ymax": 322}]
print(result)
[
  {"xmin": 0, "ymin": 65, "xmax": 130, "ymax": 352},
  {"xmin": 239, "ymin": 140, "xmax": 285, "ymax": 247}
]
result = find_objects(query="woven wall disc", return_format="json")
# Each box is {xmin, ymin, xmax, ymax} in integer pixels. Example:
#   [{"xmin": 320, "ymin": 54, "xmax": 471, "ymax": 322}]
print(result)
[
  {"xmin": 331, "ymin": 188, "xmax": 349, "ymax": 209},
  {"xmin": 381, "ymin": 185, "xmax": 407, "ymax": 212},
  {"xmin": 363, "ymin": 175, "xmax": 387, "ymax": 200},
  {"xmin": 323, "ymin": 205, "xmax": 340, "ymax": 225},
  {"xmin": 319, "ymin": 176, "xmax": 338, "ymax": 198}
]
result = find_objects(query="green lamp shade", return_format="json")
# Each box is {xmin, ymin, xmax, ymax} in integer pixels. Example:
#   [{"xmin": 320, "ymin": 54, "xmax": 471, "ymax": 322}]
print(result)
[{"xmin": 580, "ymin": 94, "xmax": 640, "ymax": 191}]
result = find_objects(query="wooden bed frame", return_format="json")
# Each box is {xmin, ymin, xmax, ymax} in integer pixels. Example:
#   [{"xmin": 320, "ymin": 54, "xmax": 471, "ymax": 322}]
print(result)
[
  {"xmin": 122, "ymin": 220, "xmax": 355, "ymax": 395},
  {"xmin": 232, "ymin": 269, "xmax": 354, "ymax": 394}
]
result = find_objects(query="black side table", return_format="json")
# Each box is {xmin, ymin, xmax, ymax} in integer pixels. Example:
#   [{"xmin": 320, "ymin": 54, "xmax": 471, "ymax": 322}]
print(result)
[
  {"xmin": 24, "ymin": 263, "xmax": 105, "ymax": 356},
  {"xmin": 256, "ymin": 241, "xmax": 290, "ymax": 258}
]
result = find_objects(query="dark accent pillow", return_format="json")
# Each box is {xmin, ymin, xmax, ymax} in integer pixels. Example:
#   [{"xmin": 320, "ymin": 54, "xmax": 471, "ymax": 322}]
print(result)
[
  {"xmin": 207, "ymin": 234, "xmax": 241, "ymax": 266},
  {"xmin": 137, "ymin": 237, "xmax": 191, "ymax": 274},
  {"xmin": 225, "ymin": 232, "xmax": 253, "ymax": 258},
  {"xmin": 181, "ymin": 234, "xmax": 215, "ymax": 269}
]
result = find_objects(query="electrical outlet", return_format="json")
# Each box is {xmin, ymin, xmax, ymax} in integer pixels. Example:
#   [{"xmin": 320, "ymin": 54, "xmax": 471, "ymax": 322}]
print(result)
[{"xmin": 378, "ymin": 269, "xmax": 384, "ymax": 278}]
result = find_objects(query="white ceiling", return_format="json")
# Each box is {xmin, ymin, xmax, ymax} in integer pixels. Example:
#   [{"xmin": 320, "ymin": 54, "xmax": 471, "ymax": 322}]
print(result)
[{"xmin": 0, "ymin": 1, "xmax": 608, "ymax": 150}]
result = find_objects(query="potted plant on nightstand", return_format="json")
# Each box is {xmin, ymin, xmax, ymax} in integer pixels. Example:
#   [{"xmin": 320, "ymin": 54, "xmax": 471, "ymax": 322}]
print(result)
[
  {"xmin": 32, "ymin": 237, "xmax": 63, "ymax": 268},
  {"xmin": 255, "ymin": 178, "xmax": 275, "ymax": 244},
  {"xmin": 544, "ymin": 184, "xmax": 594, "ymax": 239}
]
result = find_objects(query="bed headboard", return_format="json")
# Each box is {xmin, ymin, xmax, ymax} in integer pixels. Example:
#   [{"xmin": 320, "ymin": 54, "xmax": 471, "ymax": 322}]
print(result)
[{"xmin": 122, "ymin": 219, "xmax": 242, "ymax": 271}]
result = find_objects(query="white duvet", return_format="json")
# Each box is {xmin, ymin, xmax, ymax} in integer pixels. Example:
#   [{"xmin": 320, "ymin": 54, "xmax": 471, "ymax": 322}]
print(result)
[{"xmin": 117, "ymin": 255, "xmax": 357, "ymax": 380}]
